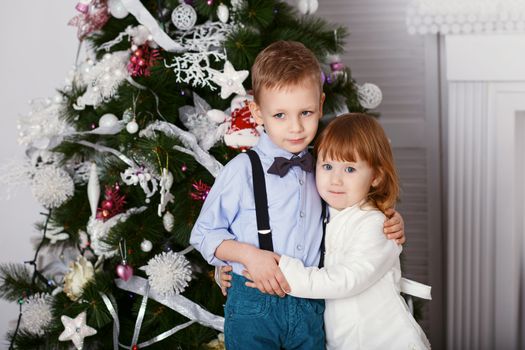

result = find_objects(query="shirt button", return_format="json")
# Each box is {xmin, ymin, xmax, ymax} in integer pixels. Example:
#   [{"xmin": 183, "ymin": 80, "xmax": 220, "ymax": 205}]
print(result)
[
  {"xmin": 299, "ymin": 179, "xmax": 304, "ymax": 185},
  {"xmin": 297, "ymin": 244, "xmax": 303, "ymax": 251},
  {"xmin": 300, "ymin": 211, "xmax": 305, "ymax": 217}
]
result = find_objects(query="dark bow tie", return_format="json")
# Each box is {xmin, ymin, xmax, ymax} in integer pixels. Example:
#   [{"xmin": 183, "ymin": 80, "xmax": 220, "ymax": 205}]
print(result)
[{"xmin": 267, "ymin": 153, "xmax": 314, "ymax": 177}]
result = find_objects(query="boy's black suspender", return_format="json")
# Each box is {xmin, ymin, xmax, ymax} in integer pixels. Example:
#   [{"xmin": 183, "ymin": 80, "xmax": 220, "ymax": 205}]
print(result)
[
  {"xmin": 246, "ymin": 150, "xmax": 274, "ymax": 252},
  {"xmin": 246, "ymin": 149, "xmax": 327, "ymax": 267}
]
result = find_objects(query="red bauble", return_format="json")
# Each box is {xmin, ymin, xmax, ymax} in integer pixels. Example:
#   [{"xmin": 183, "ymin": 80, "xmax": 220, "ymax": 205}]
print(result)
[{"xmin": 101, "ymin": 200, "xmax": 114, "ymax": 210}]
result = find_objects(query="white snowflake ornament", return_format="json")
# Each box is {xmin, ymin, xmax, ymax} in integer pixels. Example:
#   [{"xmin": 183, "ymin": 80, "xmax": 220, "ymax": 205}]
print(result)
[
  {"xmin": 157, "ymin": 168, "xmax": 174, "ymax": 216},
  {"xmin": 20, "ymin": 293, "xmax": 53, "ymax": 336},
  {"xmin": 31, "ymin": 165, "xmax": 75, "ymax": 209},
  {"xmin": 58, "ymin": 311, "xmax": 97, "ymax": 350},
  {"xmin": 210, "ymin": 61, "xmax": 249, "ymax": 99},
  {"xmin": 142, "ymin": 251, "xmax": 192, "ymax": 296}
]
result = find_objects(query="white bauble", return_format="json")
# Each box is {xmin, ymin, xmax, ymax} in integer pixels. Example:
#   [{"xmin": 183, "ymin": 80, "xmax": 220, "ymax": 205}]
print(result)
[
  {"xmin": 171, "ymin": 4, "xmax": 197, "ymax": 31},
  {"xmin": 297, "ymin": 0, "xmax": 308, "ymax": 14},
  {"xmin": 126, "ymin": 120, "xmax": 139, "ymax": 134},
  {"xmin": 98, "ymin": 113, "xmax": 119, "ymax": 128},
  {"xmin": 357, "ymin": 83, "xmax": 383, "ymax": 109},
  {"xmin": 309, "ymin": 0, "xmax": 319, "ymax": 13},
  {"xmin": 163, "ymin": 211, "xmax": 175, "ymax": 232},
  {"xmin": 32, "ymin": 166, "xmax": 75, "ymax": 209},
  {"xmin": 206, "ymin": 109, "xmax": 228, "ymax": 123},
  {"xmin": 140, "ymin": 239, "xmax": 153, "ymax": 252},
  {"xmin": 217, "ymin": 4, "xmax": 230, "ymax": 23},
  {"xmin": 87, "ymin": 163, "xmax": 100, "ymax": 218},
  {"xmin": 108, "ymin": 0, "xmax": 129, "ymax": 19}
]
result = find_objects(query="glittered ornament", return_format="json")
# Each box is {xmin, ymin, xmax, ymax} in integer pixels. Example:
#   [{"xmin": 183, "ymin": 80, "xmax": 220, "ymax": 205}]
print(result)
[
  {"xmin": 190, "ymin": 180, "xmax": 211, "ymax": 201},
  {"xmin": 127, "ymin": 44, "xmax": 160, "ymax": 77},
  {"xmin": 59, "ymin": 311, "xmax": 97, "ymax": 350},
  {"xmin": 140, "ymin": 239, "xmax": 153, "ymax": 252},
  {"xmin": 68, "ymin": 0, "xmax": 110, "ymax": 40},
  {"xmin": 96, "ymin": 183, "xmax": 126, "ymax": 221},
  {"xmin": 171, "ymin": 4, "xmax": 197, "ymax": 31},
  {"xmin": 210, "ymin": 61, "xmax": 249, "ymax": 99}
]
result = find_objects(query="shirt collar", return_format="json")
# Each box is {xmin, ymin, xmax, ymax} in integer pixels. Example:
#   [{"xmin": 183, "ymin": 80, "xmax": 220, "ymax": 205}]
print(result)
[{"xmin": 255, "ymin": 132, "xmax": 309, "ymax": 159}]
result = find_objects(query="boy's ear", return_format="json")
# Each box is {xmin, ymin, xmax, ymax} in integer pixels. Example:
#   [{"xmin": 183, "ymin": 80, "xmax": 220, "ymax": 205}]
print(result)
[
  {"xmin": 319, "ymin": 92, "xmax": 326, "ymax": 118},
  {"xmin": 249, "ymin": 101, "xmax": 264, "ymax": 126}
]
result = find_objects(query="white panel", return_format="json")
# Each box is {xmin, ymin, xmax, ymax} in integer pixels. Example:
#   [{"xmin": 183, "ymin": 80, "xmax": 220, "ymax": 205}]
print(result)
[
  {"xmin": 446, "ymin": 81, "xmax": 525, "ymax": 350},
  {"xmin": 446, "ymin": 34, "xmax": 525, "ymax": 81}
]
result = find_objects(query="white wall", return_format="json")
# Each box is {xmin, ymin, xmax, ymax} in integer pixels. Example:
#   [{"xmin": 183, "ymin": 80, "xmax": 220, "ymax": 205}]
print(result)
[{"xmin": 0, "ymin": 1, "xmax": 77, "ymax": 347}]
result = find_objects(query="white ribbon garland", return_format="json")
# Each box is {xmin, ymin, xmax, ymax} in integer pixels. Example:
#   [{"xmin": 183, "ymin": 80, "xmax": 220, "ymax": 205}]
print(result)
[
  {"xmin": 120, "ymin": 0, "xmax": 185, "ymax": 52},
  {"xmin": 114, "ymin": 275, "xmax": 224, "ymax": 331}
]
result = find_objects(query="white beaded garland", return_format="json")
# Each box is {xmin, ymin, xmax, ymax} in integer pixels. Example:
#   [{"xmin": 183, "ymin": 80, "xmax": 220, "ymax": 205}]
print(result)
[{"xmin": 171, "ymin": 4, "xmax": 197, "ymax": 31}]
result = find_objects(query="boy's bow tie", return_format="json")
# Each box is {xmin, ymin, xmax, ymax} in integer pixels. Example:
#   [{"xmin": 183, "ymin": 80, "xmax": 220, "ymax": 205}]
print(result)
[{"xmin": 267, "ymin": 153, "xmax": 314, "ymax": 177}]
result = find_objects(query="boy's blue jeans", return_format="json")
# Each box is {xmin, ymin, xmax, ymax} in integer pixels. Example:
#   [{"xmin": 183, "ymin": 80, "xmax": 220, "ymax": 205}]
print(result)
[{"xmin": 224, "ymin": 274, "xmax": 325, "ymax": 350}]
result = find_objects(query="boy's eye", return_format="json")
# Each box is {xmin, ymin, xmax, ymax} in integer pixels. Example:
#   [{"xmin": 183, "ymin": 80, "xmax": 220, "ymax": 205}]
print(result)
[
  {"xmin": 301, "ymin": 111, "xmax": 313, "ymax": 117},
  {"xmin": 322, "ymin": 164, "xmax": 332, "ymax": 170},
  {"xmin": 345, "ymin": 167, "xmax": 356, "ymax": 173},
  {"xmin": 273, "ymin": 113, "xmax": 285, "ymax": 119}
]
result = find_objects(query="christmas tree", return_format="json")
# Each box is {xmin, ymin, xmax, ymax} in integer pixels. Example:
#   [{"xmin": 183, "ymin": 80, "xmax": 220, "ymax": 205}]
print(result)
[{"xmin": 0, "ymin": 0, "xmax": 382, "ymax": 349}]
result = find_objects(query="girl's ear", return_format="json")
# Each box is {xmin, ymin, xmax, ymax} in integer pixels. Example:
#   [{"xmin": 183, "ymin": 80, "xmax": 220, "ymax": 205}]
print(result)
[
  {"xmin": 371, "ymin": 170, "xmax": 383, "ymax": 188},
  {"xmin": 249, "ymin": 101, "xmax": 263, "ymax": 126}
]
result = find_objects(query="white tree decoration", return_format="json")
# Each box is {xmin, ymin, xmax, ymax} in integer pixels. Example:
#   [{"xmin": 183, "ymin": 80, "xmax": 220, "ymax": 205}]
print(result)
[{"xmin": 165, "ymin": 21, "xmax": 232, "ymax": 89}]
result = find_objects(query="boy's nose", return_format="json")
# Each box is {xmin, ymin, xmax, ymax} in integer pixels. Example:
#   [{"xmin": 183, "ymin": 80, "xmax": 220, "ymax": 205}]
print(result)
[{"xmin": 289, "ymin": 116, "xmax": 304, "ymax": 132}]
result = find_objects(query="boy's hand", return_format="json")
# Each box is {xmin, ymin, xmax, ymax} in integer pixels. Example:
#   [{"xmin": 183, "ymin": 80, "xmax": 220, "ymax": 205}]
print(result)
[
  {"xmin": 217, "ymin": 265, "xmax": 233, "ymax": 296},
  {"xmin": 384, "ymin": 208, "xmax": 405, "ymax": 244},
  {"xmin": 242, "ymin": 249, "xmax": 290, "ymax": 297}
]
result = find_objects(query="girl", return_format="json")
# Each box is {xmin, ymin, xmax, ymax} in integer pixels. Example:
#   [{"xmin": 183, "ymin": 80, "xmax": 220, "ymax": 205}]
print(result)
[{"xmin": 242, "ymin": 113, "xmax": 431, "ymax": 349}]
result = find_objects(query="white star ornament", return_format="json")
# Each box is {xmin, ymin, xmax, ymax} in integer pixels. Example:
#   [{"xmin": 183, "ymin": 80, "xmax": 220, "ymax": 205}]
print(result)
[
  {"xmin": 58, "ymin": 311, "xmax": 97, "ymax": 349},
  {"xmin": 210, "ymin": 61, "xmax": 249, "ymax": 99}
]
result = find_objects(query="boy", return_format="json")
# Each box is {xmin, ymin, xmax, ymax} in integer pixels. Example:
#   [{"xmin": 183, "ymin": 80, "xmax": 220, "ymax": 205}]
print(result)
[{"xmin": 190, "ymin": 41, "xmax": 405, "ymax": 349}]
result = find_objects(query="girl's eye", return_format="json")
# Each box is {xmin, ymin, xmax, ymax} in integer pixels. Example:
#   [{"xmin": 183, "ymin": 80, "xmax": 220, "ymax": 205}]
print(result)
[
  {"xmin": 301, "ymin": 111, "xmax": 313, "ymax": 117},
  {"xmin": 273, "ymin": 113, "xmax": 285, "ymax": 119},
  {"xmin": 322, "ymin": 164, "xmax": 332, "ymax": 170},
  {"xmin": 345, "ymin": 167, "xmax": 356, "ymax": 173}
]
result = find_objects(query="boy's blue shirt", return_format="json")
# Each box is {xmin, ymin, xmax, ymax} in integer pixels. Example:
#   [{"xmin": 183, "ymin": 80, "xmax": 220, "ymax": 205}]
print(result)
[{"xmin": 190, "ymin": 132, "xmax": 323, "ymax": 276}]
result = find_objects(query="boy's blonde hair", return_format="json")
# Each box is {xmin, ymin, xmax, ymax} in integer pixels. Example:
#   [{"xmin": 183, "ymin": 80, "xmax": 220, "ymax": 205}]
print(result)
[
  {"xmin": 314, "ymin": 113, "xmax": 400, "ymax": 213},
  {"xmin": 251, "ymin": 41, "xmax": 322, "ymax": 102}
]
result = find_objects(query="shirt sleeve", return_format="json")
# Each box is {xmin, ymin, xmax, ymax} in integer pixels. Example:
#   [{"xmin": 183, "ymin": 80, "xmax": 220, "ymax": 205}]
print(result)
[
  {"xmin": 279, "ymin": 215, "xmax": 401, "ymax": 299},
  {"xmin": 189, "ymin": 155, "xmax": 246, "ymax": 266}
]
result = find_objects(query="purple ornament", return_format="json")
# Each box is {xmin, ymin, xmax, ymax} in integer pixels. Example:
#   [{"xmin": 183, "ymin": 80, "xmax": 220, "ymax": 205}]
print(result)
[
  {"xmin": 116, "ymin": 262, "xmax": 134, "ymax": 281},
  {"xmin": 321, "ymin": 71, "xmax": 326, "ymax": 85},
  {"xmin": 330, "ymin": 62, "xmax": 345, "ymax": 72}
]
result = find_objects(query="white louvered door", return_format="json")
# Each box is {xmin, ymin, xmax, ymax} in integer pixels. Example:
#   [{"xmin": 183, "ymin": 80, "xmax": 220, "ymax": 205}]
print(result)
[{"xmin": 315, "ymin": 1, "xmax": 444, "ymax": 348}]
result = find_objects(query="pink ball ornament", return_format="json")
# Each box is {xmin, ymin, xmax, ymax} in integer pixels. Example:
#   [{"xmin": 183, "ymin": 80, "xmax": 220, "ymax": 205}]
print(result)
[
  {"xmin": 116, "ymin": 262, "xmax": 133, "ymax": 281},
  {"xmin": 130, "ymin": 55, "xmax": 138, "ymax": 64}
]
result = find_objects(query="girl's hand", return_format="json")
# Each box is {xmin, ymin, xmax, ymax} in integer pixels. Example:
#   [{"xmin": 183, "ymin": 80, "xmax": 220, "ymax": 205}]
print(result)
[
  {"xmin": 216, "ymin": 265, "xmax": 233, "ymax": 296},
  {"xmin": 384, "ymin": 208, "xmax": 405, "ymax": 245}
]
